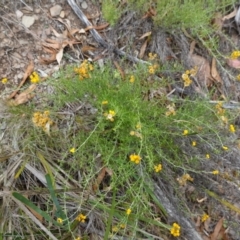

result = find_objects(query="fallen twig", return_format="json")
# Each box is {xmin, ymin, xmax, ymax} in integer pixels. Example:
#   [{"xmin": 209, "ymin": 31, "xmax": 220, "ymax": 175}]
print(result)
[{"xmin": 67, "ymin": 0, "xmax": 149, "ymax": 64}]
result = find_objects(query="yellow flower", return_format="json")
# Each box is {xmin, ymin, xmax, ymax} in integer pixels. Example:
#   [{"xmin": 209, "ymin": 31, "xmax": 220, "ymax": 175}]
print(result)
[
  {"xmin": 30, "ymin": 71, "xmax": 40, "ymax": 83},
  {"xmin": 74, "ymin": 60, "xmax": 93, "ymax": 80},
  {"xmin": 206, "ymin": 154, "xmax": 210, "ymax": 159},
  {"xmin": 222, "ymin": 146, "xmax": 228, "ymax": 150},
  {"xmin": 212, "ymin": 170, "xmax": 219, "ymax": 175},
  {"xmin": 104, "ymin": 110, "xmax": 116, "ymax": 122},
  {"xmin": 75, "ymin": 237, "xmax": 81, "ymax": 240},
  {"xmin": 57, "ymin": 218, "xmax": 63, "ymax": 224},
  {"xmin": 189, "ymin": 66, "xmax": 198, "ymax": 77},
  {"xmin": 136, "ymin": 123, "xmax": 141, "ymax": 129},
  {"xmin": 129, "ymin": 154, "xmax": 141, "ymax": 164},
  {"xmin": 112, "ymin": 225, "xmax": 119, "ymax": 232},
  {"xmin": 230, "ymin": 50, "xmax": 240, "ymax": 59},
  {"xmin": 1, "ymin": 78, "xmax": 8, "ymax": 84},
  {"xmin": 170, "ymin": 223, "xmax": 181, "ymax": 237},
  {"xmin": 229, "ymin": 124, "xmax": 235, "ymax": 133},
  {"xmin": 182, "ymin": 130, "xmax": 189, "ymax": 136},
  {"xmin": 177, "ymin": 173, "xmax": 193, "ymax": 186},
  {"xmin": 215, "ymin": 102, "xmax": 225, "ymax": 115},
  {"xmin": 130, "ymin": 131, "xmax": 135, "ymax": 136},
  {"xmin": 148, "ymin": 64, "xmax": 158, "ymax": 75},
  {"xmin": 201, "ymin": 213, "xmax": 209, "ymax": 222},
  {"xmin": 126, "ymin": 208, "xmax": 131, "ymax": 215},
  {"xmin": 165, "ymin": 104, "xmax": 176, "ymax": 116},
  {"xmin": 102, "ymin": 100, "xmax": 108, "ymax": 105},
  {"xmin": 70, "ymin": 148, "xmax": 76, "ymax": 153},
  {"xmin": 154, "ymin": 164, "xmax": 162, "ymax": 173},
  {"xmin": 148, "ymin": 52, "xmax": 157, "ymax": 60},
  {"xmin": 237, "ymin": 74, "xmax": 240, "ymax": 81},
  {"xmin": 119, "ymin": 224, "xmax": 126, "ymax": 229},
  {"xmin": 129, "ymin": 75, "xmax": 135, "ymax": 83},
  {"xmin": 182, "ymin": 73, "xmax": 192, "ymax": 87},
  {"xmin": 76, "ymin": 213, "xmax": 87, "ymax": 223},
  {"xmin": 192, "ymin": 141, "xmax": 197, "ymax": 147}
]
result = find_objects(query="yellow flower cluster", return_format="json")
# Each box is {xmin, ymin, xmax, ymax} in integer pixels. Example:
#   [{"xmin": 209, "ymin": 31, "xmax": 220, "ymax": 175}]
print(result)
[
  {"xmin": 102, "ymin": 100, "xmax": 108, "ymax": 105},
  {"xmin": 30, "ymin": 71, "xmax": 40, "ymax": 83},
  {"xmin": 215, "ymin": 102, "xmax": 225, "ymax": 115},
  {"xmin": 129, "ymin": 154, "xmax": 141, "ymax": 164},
  {"xmin": 57, "ymin": 217, "xmax": 63, "ymax": 224},
  {"xmin": 112, "ymin": 223, "xmax": 126, "ymax": 233},
  {"xmin": 206, "ymin": 154, "xmax": 210, "ymax": 159},
  {"xmin": 74, "ymin": 60, "xmax": 94, "ymax": 80},
  {"xmin": 1, "ymin": 78, "xmax": 8, "ymax": 84},
  {"xmin": 76, "ymin": 213, "xmax": 87, "ymax": 223},
  {"xmin": 148, "ymin": 52, "xmax": 157, "ymax": 60},
  {"xmin": 192, "ymin": 141, "xmax": 197, "ymax": 147},
  {"xmin": 126, "ymin": 208, "xmax": 131, "ymax": 215},
  {"xmin": 201, "ymin": 213, "xmax": 209, "ymax": 222},
  {"xmin": 212, "ymin": 170, "xmax": 219, "ymax": 175},
  {"xmin": 229, "ymin": 124, "xmax": 235, "ymax": 133},
  {"xmin": 230, "ymin": 50, "xmax": 240, "ymax": 59},
  {"xmin": 130, "ymin": 122, "xmax": 142, "ymax": 139},
  {"xmin": 182, "ymin": 129, "xmax": 189, "ymax": 136},
  {"xmin": 165, "ymin": 104, "xmax": 176, "ymax": 116},
  {"xmin": 104, "ymin": 110, "xmax": 116, "ymax": 122},
  {"xmin": 148, "ymin": 64, "xmax": 158, "ymax": 74},
  {"xmin": 154, "ymin": 164, "xmax": 162, "ymax": 173},
  {"xmin": 181, "ymin": 66, "xmax": 197, "ymax": 87},
  {"xmin": 70, "ymin": 147, "xmax": 76, "ymax": 153},
  {"xmin": 177, "ymin": 173, "xmax": 193, "ymax": 186},
  {"xmin": 170, "ymin": 223, "xmax": 181, "ymax": 237},
  {"xmin": 32, "ymin": 111, "xmax": 53, "ymax": 131},
  {"xmin": 129, "ymin": 75, "xmax": 135, "ymax": 83}
]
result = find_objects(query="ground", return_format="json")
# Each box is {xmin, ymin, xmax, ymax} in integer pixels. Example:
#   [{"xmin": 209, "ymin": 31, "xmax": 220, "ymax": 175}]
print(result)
[{"xmin": 1, "ymin": 1, "xmax": 240, "ymax": 240}]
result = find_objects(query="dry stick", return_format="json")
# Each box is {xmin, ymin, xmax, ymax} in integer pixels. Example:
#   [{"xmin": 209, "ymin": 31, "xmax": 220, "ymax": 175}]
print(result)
[{"xmin": 67, "ymin": 0, "xmax": 149, "ymax": 64}]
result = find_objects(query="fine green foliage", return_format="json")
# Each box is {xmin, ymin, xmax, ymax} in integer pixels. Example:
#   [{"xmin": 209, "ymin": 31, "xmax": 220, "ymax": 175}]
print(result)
[
  {"xmin": 4, "ymin": 59, "xmax": 237, "ymax": 239},
  {"xmin": 101, "ymin": 0, "xmax": 121, "ymax": 26},
  {"xmin": 102, "ymin": 0, "xmax": 234, "ymax": 29}
]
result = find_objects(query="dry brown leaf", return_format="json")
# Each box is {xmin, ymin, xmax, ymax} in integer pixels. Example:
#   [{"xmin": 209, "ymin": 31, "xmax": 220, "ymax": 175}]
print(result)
[
  {"xmin": 222, "ymin": 8, "xmax": 237, "ymax": 21},
  {"xmin": 56, "ymin": 48, "xmax": 64, "ymax": 65},
  {"xmin": 113, "ymin": 61, "xmax": 125, "ymax": 79},
  {"xmin": 92, "ymin": 167, "xmax": 106, "ymax": 192},
  {"xmin": 26, "ymin": 197, "xmax": 43, "ymax": 222},
  {"xmin": 85, "ymin": 23, "xmax": 110, "ymax": 31},
  {"xmin": 139, "ymin": 39, "xmax": 148, "ymax": 59},
  {"xmin": 8, "ymin": 60, "xmax": 34, "ymax": 99},
  {"xmin": 190, "ymin": 54, "xmax": 213, "ymax": 87},
  {"xmin": 226, "ymin": 58, "xmax": 240, "ymax": 69},
  {"xmin": 210, "ymin": 217, "xmax": 224, "ymax": 240},
  {"xmin": 8, "ymin": 84, "xmax": 36, "ymax": 106},
  {"xmin": 188, "ymin": 41, "xmax": 213, "ymax": 87},
  {"xmin": 196, "ymin": 196, "xmax": 207, "ymax": 203},
  {"xmin": 139, "ymin": 31, "xmax": 152, "ymax": 40},
  {"xmin": 81, "ymin": 45, "xmax": 96, "ymax": 53},
  {"xmin": 211, "ymin": 58, "xmax": 223, "ymax": 84}
]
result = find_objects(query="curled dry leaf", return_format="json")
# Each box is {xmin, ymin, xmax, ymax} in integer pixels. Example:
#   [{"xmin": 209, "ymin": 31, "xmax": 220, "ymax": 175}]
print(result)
[
  {"xmin": 222, "ymin": 8, "xmax": 237, "ymax": 21},
  {"xmin": 139, "ymin": 39, "xmax": 148, "ymax": 59},
  {"xmin": 189, "ymin": 41, "xmax": 213, "ymax": 87},
  {"xmin": 139, "ymin": 31, "xmax": 152, "ymax": 40},
  {"xmin": 8, "ymin": 60, "xmax": 34, "ymax": 99},
  {"xmin": 8, "ymin": 84, "xmax": 36, "ymax": 106},
  {"xmin": 211, "ymin": 58, "xmax": 223, "ymax": 84},
  {"xmin": 210, "ymin": 217, "xmax": 224, "ymax": 240}
]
